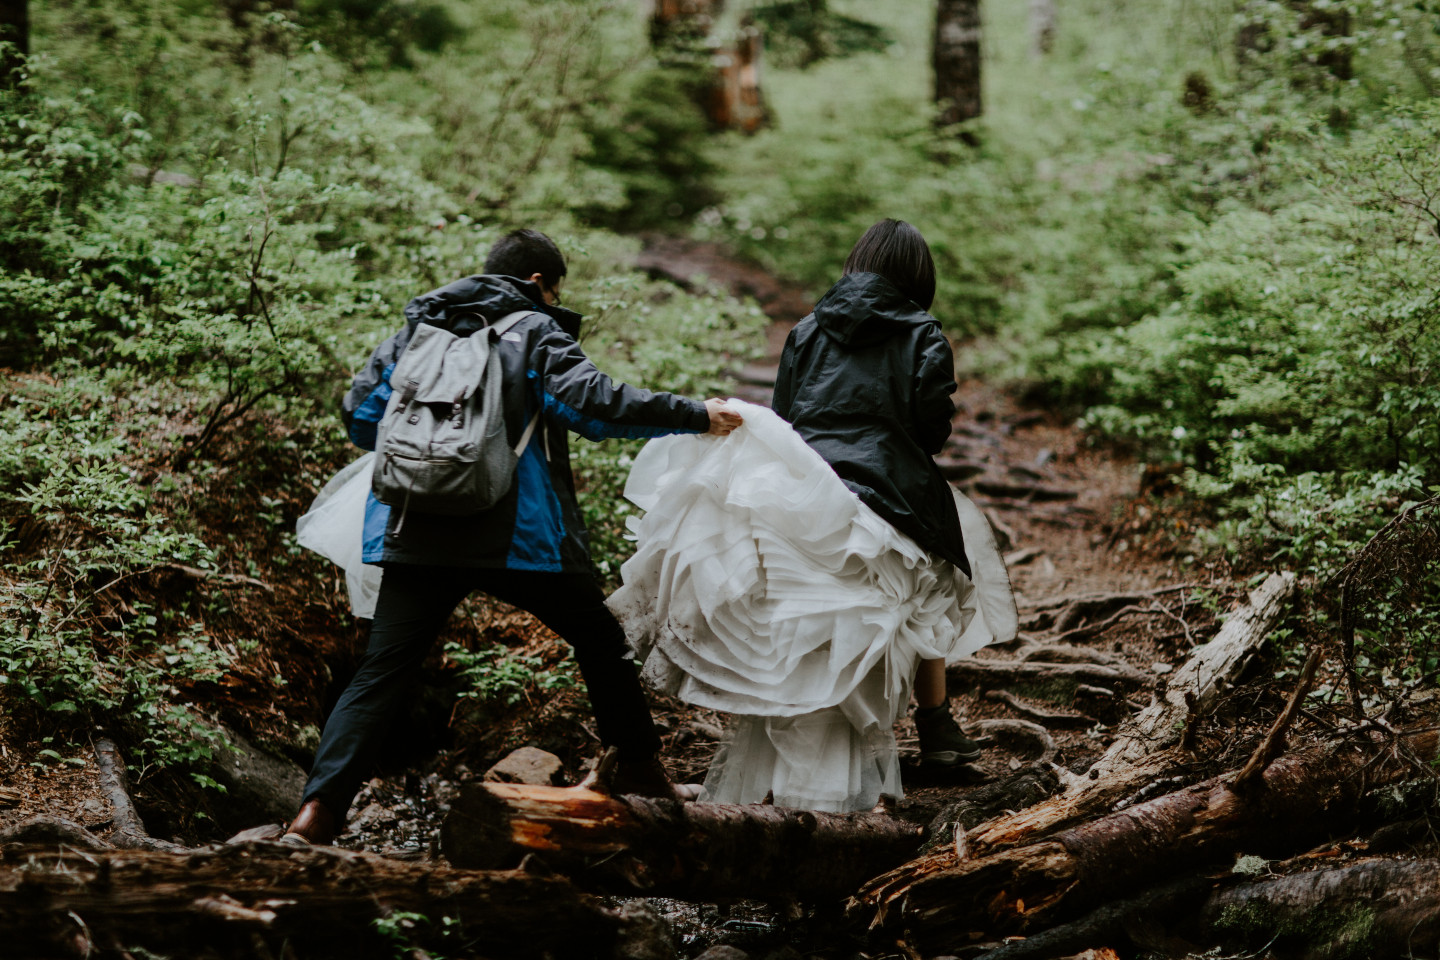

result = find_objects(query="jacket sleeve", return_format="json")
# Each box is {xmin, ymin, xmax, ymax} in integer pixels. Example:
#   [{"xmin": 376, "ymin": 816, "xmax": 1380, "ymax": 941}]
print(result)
[
  {"xmin": 912, "ymin": 326, "xmax": 958, "ymax": 456},
  {"xmin": 341, "ymin": 324, "xmax": 412, "ymax": 450},
  {"xmin": 771, "ymin": 328, "xmax": 798, "ymax": 421},
  {"xmin": 529, "ymin": 319, "xmax": 710, "ymax": 441}
]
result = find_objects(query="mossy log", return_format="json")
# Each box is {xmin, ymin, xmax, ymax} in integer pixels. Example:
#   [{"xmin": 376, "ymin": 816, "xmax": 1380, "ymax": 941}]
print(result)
[
  {"xmin": 1198, "ymin": 856, "xmax": 1440, "ymax": 960},
  {"xmin": 0, "ymin": 840, "xmax": 641, "ymax": 959},
  {"xmin": 863, "ymin": 732, "xmax": 1437, "ymax": 956},
  {"xmin": 440, "ymin": 781, "xmax": 926, "ymax": 902}
]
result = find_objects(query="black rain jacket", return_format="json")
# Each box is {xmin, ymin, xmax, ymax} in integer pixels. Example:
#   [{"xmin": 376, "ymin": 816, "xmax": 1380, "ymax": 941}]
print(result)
[
  {"xmin": 341, "ymin": 275, "xmax": 709, "ymax": 573},
  {"xmin": 772, "ymin": 272, "xmax": 970, "ymax": 578}
]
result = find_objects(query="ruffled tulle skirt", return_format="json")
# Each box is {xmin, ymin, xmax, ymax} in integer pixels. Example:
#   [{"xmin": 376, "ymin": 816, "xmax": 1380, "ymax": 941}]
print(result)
[
  {"xmin": 608, "ymin": 401, "xmax": 1017, "ymax": 812},
  {"xmin": 295, "ymin": 453, "xmax": 384, "ymax": 619}
]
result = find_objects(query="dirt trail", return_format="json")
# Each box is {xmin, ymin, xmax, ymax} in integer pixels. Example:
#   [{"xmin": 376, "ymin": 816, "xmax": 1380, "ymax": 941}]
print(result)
[{"xmin": 636, "ymin": 235, "xmax": 1218, "ymax": 797}]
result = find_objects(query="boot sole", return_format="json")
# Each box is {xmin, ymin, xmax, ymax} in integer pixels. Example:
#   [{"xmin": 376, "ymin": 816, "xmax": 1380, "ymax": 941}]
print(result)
[{"xmin": 919, "ymin": 747, "xmax": 983, "ymax": 765}]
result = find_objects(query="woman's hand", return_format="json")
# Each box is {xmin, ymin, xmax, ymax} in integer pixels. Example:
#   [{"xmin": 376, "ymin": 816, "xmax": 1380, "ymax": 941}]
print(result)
[{"xmin": 705, "ymin": 399, "xmax": 743, "ymax": 436}]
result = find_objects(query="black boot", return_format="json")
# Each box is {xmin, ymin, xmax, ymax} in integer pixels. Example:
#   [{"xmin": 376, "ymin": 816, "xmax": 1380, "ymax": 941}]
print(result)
[{"xmin": 914, "ymin": 701, "xmax": 983, "ymax": 765}]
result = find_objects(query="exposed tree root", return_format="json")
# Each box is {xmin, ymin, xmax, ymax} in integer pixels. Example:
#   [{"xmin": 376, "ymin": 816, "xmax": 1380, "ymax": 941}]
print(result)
[{"xmin": 94, "ymin": 737, "xmax": 185, "ymax": 853}]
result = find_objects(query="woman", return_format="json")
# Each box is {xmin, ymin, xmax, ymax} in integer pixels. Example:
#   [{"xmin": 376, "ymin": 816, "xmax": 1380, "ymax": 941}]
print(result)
[{"xmin": 610, "ymin": 219, "xmax": 1016, "ymax": 812}]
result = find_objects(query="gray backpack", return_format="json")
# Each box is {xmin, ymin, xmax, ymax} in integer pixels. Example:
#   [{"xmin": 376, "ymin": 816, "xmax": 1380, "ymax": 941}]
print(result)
[{"xmin": 372, "ymin": 310, "xmax": 541, "ymax": 524}]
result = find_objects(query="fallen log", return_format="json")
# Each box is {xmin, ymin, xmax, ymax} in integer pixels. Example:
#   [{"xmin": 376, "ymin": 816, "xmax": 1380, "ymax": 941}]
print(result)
[
  {"xmin": 440, "ymin": 781, "xmax": 925, "ymax": 902},
  {"xmin": 969, "ymin": 874, "xmax": 1212, "ymax": 960},
  {"xmin": 953, "ymin": 572, "xmax": 1295, "ymax": 858},
  {"xmin": 919, "ymin": 762, "xmax": 1063, "ymax": 857},
  {"xmin": 1088, "ymin": 571, "xmax": 1296, "ymax": 780},
  {"xmin": 872, "ymin": 731, "xmax": 1439, "ymax": 956},
  {"xmin": 0, "ymin": 839, "xmax": 645, "ymax": 959},
  {"xmin": 1196, "ymin": 857, "xmax": 1440, "ymax": 960},
  {"xmin": 855, "ymin": 750, "xmax": 1190, "ymax": 926}
]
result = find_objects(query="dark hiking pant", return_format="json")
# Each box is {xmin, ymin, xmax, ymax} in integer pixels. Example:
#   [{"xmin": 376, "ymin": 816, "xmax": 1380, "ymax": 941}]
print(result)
[{"xmin": 302, "ymin": 564, "xmax": 661, "ymax": 819}]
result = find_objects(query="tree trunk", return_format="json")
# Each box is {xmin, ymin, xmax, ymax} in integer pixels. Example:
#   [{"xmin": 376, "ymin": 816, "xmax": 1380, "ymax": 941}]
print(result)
[
  {"xmin": 441, "ymin": 781, "xmax": 925, "ymax": 902},
  {"xmin": 934, "ymin": 0, "xmax": 982, "ymax": 126},
  {"xmin": 877, "ymin": 732, "xmax": 1438, "ymax": 956},
  {"xmin": 0, "ymin": 841, "xmax": 643, "ymax": 959},
  {"xmin": 1029, "ymin": 0, "xmax": 1055, "ymax": 57},
  {"xmin": 0, "ymin": 0, "xmax": 26, "ymax": 86}
]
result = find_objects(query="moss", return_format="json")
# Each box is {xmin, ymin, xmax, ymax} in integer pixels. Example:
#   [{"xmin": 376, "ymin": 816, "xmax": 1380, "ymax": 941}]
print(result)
[{"xmin": 1215, "ymin": 899, "xmax": 1377, "ymax": 959}]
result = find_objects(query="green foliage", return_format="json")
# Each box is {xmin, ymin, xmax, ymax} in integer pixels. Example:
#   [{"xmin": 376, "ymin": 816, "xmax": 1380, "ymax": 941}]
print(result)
[
  {"xmin": 294, "ymin": 0, "xmax": 461, "ymax": 68},
  {"xmin": 579, "ymin": 68, "xmax": 719, "ymax": 230},
  {"xmin": 749, "ymin": 0, "xmax": 893, "ymax": 69},
  {"xmin": 443, "ymin": 641, "xmax": 578, "ymax": 708},
  {"xmin": 1068, "ymin": 99, "xmax": 1440, "ymax": 572},
  {"xmin": 0, "ymin": 377, "xmax": 233, "ymax": 778},
  {"xmin": 373, "ymin": 910, "xmax": 471, "ymax": 960}
]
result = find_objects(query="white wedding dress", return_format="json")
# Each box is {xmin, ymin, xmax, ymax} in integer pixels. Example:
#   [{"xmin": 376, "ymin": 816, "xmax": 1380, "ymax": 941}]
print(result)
[
  {"xmin": 295, "ymin": 453, "xmax": 385, "ymax": 619},
  {"xmin": 608, "ymin": 401, "xmax": 1018, "ymax": 813}
]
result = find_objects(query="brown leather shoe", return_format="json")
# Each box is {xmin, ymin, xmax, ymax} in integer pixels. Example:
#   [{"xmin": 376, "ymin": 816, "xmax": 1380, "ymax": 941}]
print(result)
[
  {"xmin": 610, "ymin": 755, "xmax": 702, "ymax": 802},
  {"xmin": 283, "ymin": 798, "xmax": 338, "ymax": 846}
]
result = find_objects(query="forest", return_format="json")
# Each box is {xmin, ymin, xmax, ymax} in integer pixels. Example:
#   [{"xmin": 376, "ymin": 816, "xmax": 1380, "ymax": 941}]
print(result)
[{"xmin": 3, "ymin": 0, "xmax": 1440, "ymax": 958}]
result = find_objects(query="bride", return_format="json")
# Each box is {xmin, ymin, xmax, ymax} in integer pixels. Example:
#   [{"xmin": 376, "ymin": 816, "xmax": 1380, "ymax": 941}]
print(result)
[{"xmin": 608, "ymin": 219, "xmax": 1017, "ymax": 813}]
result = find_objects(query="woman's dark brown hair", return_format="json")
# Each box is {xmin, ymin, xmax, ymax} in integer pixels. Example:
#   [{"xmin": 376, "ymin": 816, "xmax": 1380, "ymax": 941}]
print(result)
[{"xmin": 842, "ymin": 218, "xmax": 937, "ymax": 311}]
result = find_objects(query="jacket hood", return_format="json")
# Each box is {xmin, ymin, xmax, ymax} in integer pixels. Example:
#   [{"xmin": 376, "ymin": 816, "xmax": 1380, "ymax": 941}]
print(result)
[
  {"xmin": 404, "ymin": 274, "xmax": 583, "ymax": 339},
  {"xmin": 811, "ymin": 272, "xmax": 935, "ymax": 347}
]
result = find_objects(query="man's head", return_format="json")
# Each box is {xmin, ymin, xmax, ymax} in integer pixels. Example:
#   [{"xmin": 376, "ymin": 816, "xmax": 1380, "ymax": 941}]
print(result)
[{"xmin": 485, "ymin": 229, "xmax": 568, "ymax": 305}]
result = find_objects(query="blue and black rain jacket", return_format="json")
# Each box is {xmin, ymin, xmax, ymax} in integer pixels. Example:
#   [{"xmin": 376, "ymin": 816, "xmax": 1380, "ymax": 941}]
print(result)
[{"xmin": 342, "ymin": 275, "xmax": 710, "ymax": 573}]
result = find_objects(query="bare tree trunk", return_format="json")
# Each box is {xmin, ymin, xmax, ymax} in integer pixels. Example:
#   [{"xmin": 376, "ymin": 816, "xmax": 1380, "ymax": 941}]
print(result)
[
  {"xmin": 0, "ymin": 0, "xmax": 26, "ymax": 86},
  {"xmin": 934, "ymin": 0, "xmax": 982, "ymax": 127},
  {"xmin": 1029, "ymin": 0, "xmax": 1055, "ymax": 57}
]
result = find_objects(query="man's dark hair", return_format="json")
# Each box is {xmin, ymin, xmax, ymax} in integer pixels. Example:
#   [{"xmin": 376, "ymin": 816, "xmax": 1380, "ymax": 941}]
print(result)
[
  {"xmin": 484, "ymin": 229, "xmax": 568, "ymax": 288},
  {"xmin": 842, "ymin": 219, "xmax": 936, "ymax": 311}
]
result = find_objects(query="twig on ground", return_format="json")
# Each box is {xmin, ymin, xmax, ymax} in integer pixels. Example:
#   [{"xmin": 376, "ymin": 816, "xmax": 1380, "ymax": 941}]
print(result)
[{"xmin": 1233, "ymin": 646, "xmax": 1324, "ymax": 793}]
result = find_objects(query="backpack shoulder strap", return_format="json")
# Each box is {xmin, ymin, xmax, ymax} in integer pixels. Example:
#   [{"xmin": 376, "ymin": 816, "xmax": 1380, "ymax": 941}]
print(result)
[
  {"xmin": 486, "ymin": 309, "xmax": 545, "ymax": 340},
  {"xmin": 483, "ymin": 310, "xmax": 546, "ymax": 458}
]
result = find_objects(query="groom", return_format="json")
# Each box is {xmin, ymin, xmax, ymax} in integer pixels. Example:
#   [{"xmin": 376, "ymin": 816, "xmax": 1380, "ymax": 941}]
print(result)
[{"xmin": 283, "ymin": 229, "xmax": 742, "ymax": 845}]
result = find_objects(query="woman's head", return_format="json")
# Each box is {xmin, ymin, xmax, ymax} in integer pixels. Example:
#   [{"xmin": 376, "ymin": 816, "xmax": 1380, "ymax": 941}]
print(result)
[{"xmin": 842, "ymin": 219, "xmax": 936, "ymax": 311}]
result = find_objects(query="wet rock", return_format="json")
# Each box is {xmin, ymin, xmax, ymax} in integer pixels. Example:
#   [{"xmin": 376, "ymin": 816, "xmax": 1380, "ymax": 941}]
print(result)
[
  {"xmin": 695, "ymin": 947, "xmax": 751, "ymax": 960},
  {"xmin": 484, "ymin": 747, "xmax": 564, "ymax": 786},
  {"xmin": 206, "ymin": 724, "xmax": 307, "ymax": 827},
  {"xmin": 225, "ymin": 823, "xmax": 283, "ymax": 843},
  {"xmin": 349, "ymin": 802, "xmax": 393, "ymax": 831},
  {"xmin": 78, "ymin": 797, "xmax": 110, "ymax": 823},
  {"xmin": 613, "ymin": 900, "xmax": 676, "ymax": 960}
]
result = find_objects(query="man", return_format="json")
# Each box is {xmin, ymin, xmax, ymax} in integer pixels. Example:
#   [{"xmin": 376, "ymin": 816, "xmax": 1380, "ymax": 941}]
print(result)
[{"xmin": 283, "ymin": 229, "xmax": 742, "ymax": 845}]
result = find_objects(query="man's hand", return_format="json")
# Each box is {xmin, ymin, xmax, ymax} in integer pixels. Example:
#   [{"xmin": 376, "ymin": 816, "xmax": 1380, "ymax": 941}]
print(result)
[{"xmin": 705, "ymin": 399, "xmax": 743, "ymax": 436}]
